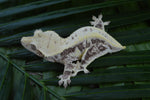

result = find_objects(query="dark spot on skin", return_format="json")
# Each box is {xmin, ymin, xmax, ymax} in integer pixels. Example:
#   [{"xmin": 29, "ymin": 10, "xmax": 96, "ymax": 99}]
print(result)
[
  {"xmin": 89, "ymin": 46, "xmax": 96, "ymax": 54},
  {"xmin": 108, "ymin": 45, "xmax": 112, "ymax": 49},
  {"xmin": 72, "ymin": 60, "xmax": 78, "ymax": 64},
  {"xmin": 75, "ymin": 34, "xmax": 77, "ymax": 37},
  {"xmin": 38, "ymin": 34, "xmax": 41, "ymax": 37},
  {"xmin": 61, "ymin": 56, "xmax": 67, "ymax": 61},
  {"xmin": 72, "ymin": 60, "xmax": 81, "ymax": 64},
  {"xmin": 31, "ymin": 44, "xmax": 36, "ymax": 50},
  {"xmin": 91, "ymin": 39, "xmax": 105, "ymax": 48},
  {"xmin": 66, "ymin": 63, "xmax": 74, "ymax": 70},
  {"xmin": 77, "ymin": 43, "xmax": 85, "ymax": 52},
  {"xmin": 84, "ymin": 46, "xmax": 98, "ymax": 61},
  {"xmin": 66, "ymin": 47, "xmax": 75, "ymax": 54},
  {"xmin": 95, "ymin": 21, "xmax": 103, "ymax": 29},
  {"xmin": 90, "ymin": 28, "xmax": 92, "ymax": 31},
  {"xmin": 84, "ymin": 46, "xmax": 96, "ymax": 61},
  {"xmin": 72, "ymin": 37, "xmax": 74, "ymax": 39},
  {"xmin": 81, "ymin": 60, "xmax": 86, "ymax": 65},
  {"xmin": 100, "ymin": 40, "xmax": 105, "ymax": 44},
  {"xmin": 36, "ymin": 50, "xmax": 44, "ymax": 57},
  {"xmin": 96, "ymin": 24, "xmax": 102, "ymax": 29},
  {"xmin": 84, "ymin": 28, "xmax": 87, "ymax": 31},
  {"xmin": 63, "ymin": 71, "xmax": 72, "ymax": 79},
  {"xmin": 91, "ymin": 39, "xmax": 97, "ymax": 44},
  {"xmin": 48, "ymin": 57, "xmax": 56, "ymax": 62},
  {"xmin": 86, "ymin": 40, "xmax": 91, "ymax": 48},
  {"xmin": 61, "ymin": 47, "xmax": 76, "ymax": 60},
  {"xmin": 84, "ymin": 51, "xmax": 91, "ymax": 61},
  {"xmin": 45, "ymin": 56, "xmax": 56, "ymax": 62},
  {"xmin": 47, "ymin": 44, "xmax": 49, "ymax": 48},
  {"xmin": 66, "ymin": 42, "xmax": 68, "ymax": 45},
  {"xmin": 54, "ymin": 55, "xmax": 58, "ymax": 59},
  {"xmin": 52, "ymin": 57, "xmax": 57, "ymax": 62},
  {"xmin": 91, "ymin": 39, "xmax": 104, "ymax": 45},
  {"xmin": 80, "ymin": 66, "xmax": 84, "ymax": 69},
  {"xmin": 98, "ymin": 45, "xmax": 106, "ymax": 51}
]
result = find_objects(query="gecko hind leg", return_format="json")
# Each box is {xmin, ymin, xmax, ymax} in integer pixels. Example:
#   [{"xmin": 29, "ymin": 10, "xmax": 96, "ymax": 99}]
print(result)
[
  {"xmin": 80, "ymin": 48, "xmax": 91, "ymax": 74},
  {"xmin": 80, "ymin": 44, "xmax": 110, "ymax": 73}
]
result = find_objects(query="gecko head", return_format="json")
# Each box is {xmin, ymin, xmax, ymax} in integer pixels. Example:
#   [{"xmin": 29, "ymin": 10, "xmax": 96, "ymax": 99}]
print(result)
[
  {"xmin": 21, "ymin": 29, "xmax": 46, "ymax": 57},
  {"xmin": 21, "ymin": 29, "xmax": 63, "ymax": 57},
  {"xmin": 21, "ymin": 29, "xmax": 50, "ymax": 52},
  {"xmin": 21, "ymin": 36, "xmax": 36, "ymax": 53},
  {"xmin": 21, "ymin": 29, "xmax": 43, "ymax": 52}
]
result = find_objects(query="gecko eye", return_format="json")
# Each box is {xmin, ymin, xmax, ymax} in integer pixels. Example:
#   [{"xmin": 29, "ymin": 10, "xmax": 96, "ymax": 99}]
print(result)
[{"xmin": 30, "ymin": 44, "xmax": 44, "ymax": 57}]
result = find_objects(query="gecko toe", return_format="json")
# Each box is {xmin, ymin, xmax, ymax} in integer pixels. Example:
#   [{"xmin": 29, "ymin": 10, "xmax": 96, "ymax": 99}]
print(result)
[
  {"xmin": 84, "ymin": 68, "xmax": 90, "ymax": 74},
  {"xmin": 58, "ymin": 79, "xmax": 63, "ymax": 86},
  {"xmin": 67, "ymin": 79, "xmax": 71, "ymax": 84},
  {"xmin": 58, "ymin": 75, "xmax": 62, "ymax": 79}
]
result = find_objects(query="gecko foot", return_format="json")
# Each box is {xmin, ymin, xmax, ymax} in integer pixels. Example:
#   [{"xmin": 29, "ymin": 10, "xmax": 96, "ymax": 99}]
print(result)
[
  {"xmin": 58, "ymin": 71, "xmax": 72, "ymax": 88},
  {"xmin": 83, "ymin": 68, "xmax": 90, "ymax": 74},
  {"xmin": 58, "ymin": 77, "xmax": 71, "ymax": 88},
  {"xmin": 81, "ymin": 66, "xmax": 90, "ymax": 74},
  {"xmin": 90, "ymin": 14, "xmax": 110, "ymax": 30}
]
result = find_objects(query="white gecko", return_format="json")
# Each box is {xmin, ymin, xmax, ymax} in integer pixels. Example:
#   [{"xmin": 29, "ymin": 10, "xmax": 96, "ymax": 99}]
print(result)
[{"xmin": 21, "ymin": 14, "xmax": 126, "ymax": 88}]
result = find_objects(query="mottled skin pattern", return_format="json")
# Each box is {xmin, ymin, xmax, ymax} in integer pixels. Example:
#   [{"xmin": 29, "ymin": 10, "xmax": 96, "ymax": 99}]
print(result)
[
  {"xmin": 55, "ymin": 14, "xmax": 112, "ymax": 87},
  {"xmin": 21, "ymin": 14, "xmax": 125, "ymax": 88},
  {"xmin": 45, "ymin": 37, "xmax": 118, "ymax": 88}
]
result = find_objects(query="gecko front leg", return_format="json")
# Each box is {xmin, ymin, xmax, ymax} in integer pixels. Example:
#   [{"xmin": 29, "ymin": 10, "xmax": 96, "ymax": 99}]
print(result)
[
  {"xmin": 58, "ymin": 61, "xmax": 83, "ymax": 88},
  {"xmin": 58, "ymin": 62, "xmax": 74, "ymax": 88}
]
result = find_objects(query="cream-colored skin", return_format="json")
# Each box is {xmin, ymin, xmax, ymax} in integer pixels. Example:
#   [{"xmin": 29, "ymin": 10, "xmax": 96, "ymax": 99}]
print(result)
[{"xmin": 21, "ymin": 14, "xmax": 125, "ymax": 88}]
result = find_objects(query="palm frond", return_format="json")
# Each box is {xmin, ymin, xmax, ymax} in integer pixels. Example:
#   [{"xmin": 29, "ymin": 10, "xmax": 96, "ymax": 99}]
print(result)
[{"xmin": 0, "ymin": 0, "xmax": 150, "ymax": 100}]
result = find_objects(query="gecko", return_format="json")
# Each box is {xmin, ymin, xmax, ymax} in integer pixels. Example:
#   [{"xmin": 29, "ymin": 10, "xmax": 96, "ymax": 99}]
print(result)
[{"xmin": 21, "ymin": 14, "xmax": 126, "ymax": 88}]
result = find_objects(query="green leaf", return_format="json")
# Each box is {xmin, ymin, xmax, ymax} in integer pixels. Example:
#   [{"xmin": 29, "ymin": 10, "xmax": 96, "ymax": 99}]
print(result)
[
  {"xmin": 0, "ymin": 0, "xmax": 69, "ymax": 19},
  {"xmin": 0, "ymin": 17, "xmax": 150, "ymax": 47},
  {"xmin": 0, "ymin": 0, "xmax": 142, "ymax": 35},
  {"xmin": 64, "ymin": 84, "xmax": 150, "ymax": 100},
  {"xmin": 91, "ymin": 50, "xmax": 150, "ymax": 68},
  {"xmin": 112, "ymin": 27, "xmax": 150, "ymax": 45},
  {"xmin": 0, "ymin": 0, "xmax": 7, "ymax": 4},
  {"xmin": 0, "ymin": 52, "xmax": 65, "ymax": 100},
  {"xmin": 0, "ymin": 61, "xmax": 12, "ymax": 100},
  {"xmin": 42, "ymin": 65, "xmax": 150, "ymax": 86},
  {"xmin": 0, "ymin": 0, "xmax": 150, "ymax": 100},
  {"xmin": 24, "ymin": 62, "xmax": 63, "ymax": 72}
]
